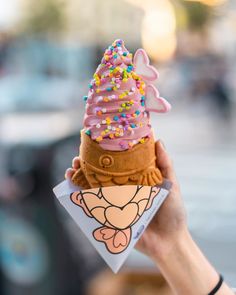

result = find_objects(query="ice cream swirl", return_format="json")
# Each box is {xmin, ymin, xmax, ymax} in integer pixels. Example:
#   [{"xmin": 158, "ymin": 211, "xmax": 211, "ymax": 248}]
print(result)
[{"xmin": 83, "ymin": 39, "xmax": 152, "ymax": 151}]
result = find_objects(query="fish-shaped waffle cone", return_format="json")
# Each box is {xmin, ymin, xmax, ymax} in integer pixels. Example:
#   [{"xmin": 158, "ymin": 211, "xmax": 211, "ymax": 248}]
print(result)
[{"xmin": 72, "ymin": 129, "xmax": 163, "ymax": 189}]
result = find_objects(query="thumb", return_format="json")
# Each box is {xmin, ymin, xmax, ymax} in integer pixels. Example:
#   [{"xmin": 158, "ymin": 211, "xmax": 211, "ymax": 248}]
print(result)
[{"xmin": 155, "ymin": 140, "xmax": 177, "ymax": 183}]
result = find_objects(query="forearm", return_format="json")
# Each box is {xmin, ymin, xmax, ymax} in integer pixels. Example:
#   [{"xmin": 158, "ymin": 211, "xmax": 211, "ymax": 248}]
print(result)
[{"xmin": 153, "ymin": 229, "xmax": 234, "ymax": 295}]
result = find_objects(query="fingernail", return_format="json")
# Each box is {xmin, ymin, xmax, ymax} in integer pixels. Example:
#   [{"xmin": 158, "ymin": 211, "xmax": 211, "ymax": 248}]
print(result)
[
  {"xmin": 159, "ymin": 140, "xmax": 166, "ymax": 150},
  {"xmin": 65, "ymin": 168, "xmax": 72, "ymax": 179},
  {"xmin": 64, "ymin": 169, "xmax": 69, "ymax": 179}
]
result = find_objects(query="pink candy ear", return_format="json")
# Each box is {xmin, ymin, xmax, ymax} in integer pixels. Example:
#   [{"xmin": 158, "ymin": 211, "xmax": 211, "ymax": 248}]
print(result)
[
  {"xmin": 145, "ymin": 84, "xmax": 171, "ymax": 113},
  {"xmin": 133, "ymin": 49, "xmax": 159, "ymax": 82}
]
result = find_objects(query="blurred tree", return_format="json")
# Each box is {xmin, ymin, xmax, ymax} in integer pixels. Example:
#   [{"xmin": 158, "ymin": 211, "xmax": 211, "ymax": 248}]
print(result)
[{"xmin": 20, "ymin": 0, "xmax": 66, "ymax": 36}]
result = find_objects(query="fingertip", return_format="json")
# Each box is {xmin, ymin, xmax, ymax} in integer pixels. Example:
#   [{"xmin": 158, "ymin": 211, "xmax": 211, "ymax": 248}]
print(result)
[
  {"xmin": 156, "ymin": 139, "xmax": 166, "ymax": 150},
  {"xmin": 155, "ymin": 140, "xmax": 168, "ymax": 163},
  {"xmin": 65, "ymin": 168, "xmax": 70, "ymax": 179},
  {"xmin": 72, "ymin": 157, "xmax": 80, "ymax": 169},
  {"xmin": 65, "ymin": 168, "xmax": 75, "ymax": 180},
  {"xmin": 155, "ymin": 140, "xmax": 175, "ymax": 179}
]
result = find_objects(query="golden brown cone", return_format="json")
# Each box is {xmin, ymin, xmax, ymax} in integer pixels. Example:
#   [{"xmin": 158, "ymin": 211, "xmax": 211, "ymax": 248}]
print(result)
[{"xmin": 72, "ymin": 130, "xmax": 163, "ymax": 189}]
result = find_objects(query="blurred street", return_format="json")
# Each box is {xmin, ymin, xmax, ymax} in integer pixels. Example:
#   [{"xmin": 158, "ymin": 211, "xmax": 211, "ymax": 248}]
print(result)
[
  {"xmin": 1, "ymin": 0, "xmax": 236, "ymax": 294},
  {"xmin": 161, "ymin": 109, "xmax": 236, "ymax": 286}
]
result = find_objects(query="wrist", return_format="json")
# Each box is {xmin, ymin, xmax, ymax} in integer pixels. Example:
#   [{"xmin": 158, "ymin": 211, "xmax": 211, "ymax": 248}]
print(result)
[
  {"xmin": 152, "ymin": 226, "xmax": 190, "ymax": 263},
  {"xmin": 152, "ymin": 228, "xmax": 221, "ymax": 295}
]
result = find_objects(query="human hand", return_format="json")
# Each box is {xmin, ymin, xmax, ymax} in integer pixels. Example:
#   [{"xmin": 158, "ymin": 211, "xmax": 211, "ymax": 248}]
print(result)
[
  {"xmin": 135, "ymin": 140, "xmax": 187, "ymax": 260},
  {"xmin": 65, "ymin": 157, "xmax": 81, "ymax": 180},
  {"xmin": 65, "ymin": 145, "xmax": 235, "ymax": 295}
]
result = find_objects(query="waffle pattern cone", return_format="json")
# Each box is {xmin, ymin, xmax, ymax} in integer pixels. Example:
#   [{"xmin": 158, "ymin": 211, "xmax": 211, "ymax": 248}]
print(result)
[{"xmin": 72, "ymin": 130, "xmax": 163, "ymax": 189}]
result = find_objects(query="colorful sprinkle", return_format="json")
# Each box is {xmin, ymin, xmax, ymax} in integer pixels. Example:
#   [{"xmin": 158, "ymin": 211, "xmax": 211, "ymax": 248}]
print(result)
[
  {"xmin": 96, "ymin": 136, "xmax": 103, "ymax": 142},
  {"xmin": 139, "ymin": 138, "xmax": 145, "ymax": 144},
  {"xmin": 140, "ymin": 89, "xmax": 145, "ymax": 95},
  {"xmin": 127, "ymin": 65, "xmax": 133, "ymax": 73},
  {"xmin": 106, "ymin": 117, "xmax": 111, "ymax": 124}
]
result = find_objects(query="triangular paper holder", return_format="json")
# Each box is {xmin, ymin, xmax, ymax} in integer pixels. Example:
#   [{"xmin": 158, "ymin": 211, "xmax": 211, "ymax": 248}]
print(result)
[{"xmin": 53, "ymin": 180, "xmax": 171, "ymax": 273}]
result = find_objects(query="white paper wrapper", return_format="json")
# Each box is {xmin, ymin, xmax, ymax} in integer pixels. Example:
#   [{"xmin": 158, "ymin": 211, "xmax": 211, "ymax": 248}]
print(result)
[{"xmin": 53, "ymin": 180, "xmax": 171, "ymax": 273}]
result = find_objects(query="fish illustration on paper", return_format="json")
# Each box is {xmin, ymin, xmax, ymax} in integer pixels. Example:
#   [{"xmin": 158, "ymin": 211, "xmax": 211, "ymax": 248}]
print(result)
[{"xmin": 70, "ymin": 185, "xmax": 160, "ymax": 254}]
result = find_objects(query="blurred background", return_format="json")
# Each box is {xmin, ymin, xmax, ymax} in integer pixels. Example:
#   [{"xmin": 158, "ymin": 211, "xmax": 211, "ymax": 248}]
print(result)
[{"xmin": 0, "ymin": 0, "xmax": 235, "ymax": 294}]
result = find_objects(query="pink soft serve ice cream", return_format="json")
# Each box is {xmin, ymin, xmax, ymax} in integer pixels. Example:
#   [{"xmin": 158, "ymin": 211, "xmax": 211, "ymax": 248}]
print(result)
[{"xmin": 83, "ymin": 39, "xmax": 152, "ymax": 151}]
